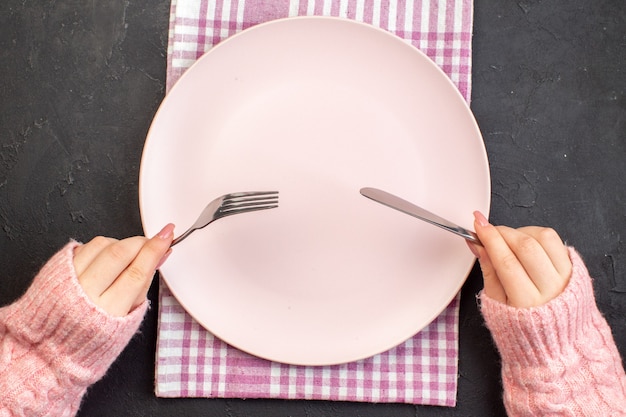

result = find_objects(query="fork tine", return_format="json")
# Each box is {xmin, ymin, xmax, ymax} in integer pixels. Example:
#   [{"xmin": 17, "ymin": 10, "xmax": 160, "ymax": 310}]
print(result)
[
  {"xmin": 222, "ymin": 201, "xmax": 278, "ymax": 210},
  {"xmin": 221, "ymin": 204, "xmax": 279, "ymax": 215},
  {"xmin": 223, "ymin": 195, "xmax": 278, "ymax": 205},
  {"xmin": 225, "ymin": 191, "xmax": 279, "ymax": 199}
]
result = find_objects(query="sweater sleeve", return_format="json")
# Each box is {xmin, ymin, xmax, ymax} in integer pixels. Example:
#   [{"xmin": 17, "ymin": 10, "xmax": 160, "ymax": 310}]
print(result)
[
  {"xmin": 480, "ymin": 247, "xmax": 626, "ymax": 416},
  {"xmin": 0, "ymin": 241, "xmax": 148, "ymax": 417}
]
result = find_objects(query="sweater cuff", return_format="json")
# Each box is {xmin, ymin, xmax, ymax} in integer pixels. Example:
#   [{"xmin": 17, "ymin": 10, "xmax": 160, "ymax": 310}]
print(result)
[
  {"xmin": 2, "ymin": 241, "xmax": 148, "ymax": 385},
  {"xmin": 479, "ymin": 247, "xmax": 609, "ymax": 367}
]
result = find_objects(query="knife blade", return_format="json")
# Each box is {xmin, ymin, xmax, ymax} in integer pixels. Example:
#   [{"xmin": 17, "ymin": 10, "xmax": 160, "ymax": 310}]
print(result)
[{"xmin": 360, "ymin": 187, "xmax": 481, "ymax": 246}]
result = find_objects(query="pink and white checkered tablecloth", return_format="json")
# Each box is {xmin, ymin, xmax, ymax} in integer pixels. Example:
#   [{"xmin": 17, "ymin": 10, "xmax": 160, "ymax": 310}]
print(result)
[{"xmin": 155, "ymin": 0, "xmax": 473, "ymax": 407}]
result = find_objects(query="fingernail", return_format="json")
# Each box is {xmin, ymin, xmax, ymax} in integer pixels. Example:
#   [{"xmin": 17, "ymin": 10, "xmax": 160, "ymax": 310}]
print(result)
[
  {"xmin": 156, "ymin": 249, "xmax": 172, "ymax": 269},
  {"xmin": 473, "ymin": 211, "xmax": 490, "ymax": 227},
  {"xmin": 155, "ymin": 223, "xmax": 175, "ymax": 240}
]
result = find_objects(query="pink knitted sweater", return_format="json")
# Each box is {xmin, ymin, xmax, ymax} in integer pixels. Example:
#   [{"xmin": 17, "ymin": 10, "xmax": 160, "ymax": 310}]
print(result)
[
  {"xmin": 1, "ymin": 244, "xmax": 626, "ymax": 416},
  {"xmin": 0, "ymin": 242, "xmax": 147, "ymax": 416},
  {"xmin": 480, "ymin": 248, "xmax": 626, "ymax": 415}
]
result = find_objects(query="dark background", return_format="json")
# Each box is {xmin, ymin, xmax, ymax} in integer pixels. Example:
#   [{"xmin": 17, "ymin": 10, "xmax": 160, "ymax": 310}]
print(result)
[{"xmin": 1, "ymin": 0, "xmax": 624, "ymax": 415}]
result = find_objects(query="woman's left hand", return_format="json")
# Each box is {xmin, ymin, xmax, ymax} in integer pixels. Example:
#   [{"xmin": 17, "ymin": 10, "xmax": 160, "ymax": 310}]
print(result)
[{"xmin": 469, "ymin": 212, "xmax": 572, "ymax": 308}]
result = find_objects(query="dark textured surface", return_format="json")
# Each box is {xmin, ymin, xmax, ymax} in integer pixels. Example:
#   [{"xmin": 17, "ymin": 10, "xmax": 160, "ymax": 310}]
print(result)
[{"xmin": 0, "ymin": 0, "xmax": 624, "ymax": 415}]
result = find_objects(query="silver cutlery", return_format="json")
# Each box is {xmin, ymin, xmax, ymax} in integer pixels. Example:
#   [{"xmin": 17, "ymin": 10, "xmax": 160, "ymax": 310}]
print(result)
[
  {"xmin": 360, "ymin": 187, "xmax": 481, "ymax": 245},
  {"xmin": 171, "ymin": 191, "xmax": 279, "ymax": 246}
]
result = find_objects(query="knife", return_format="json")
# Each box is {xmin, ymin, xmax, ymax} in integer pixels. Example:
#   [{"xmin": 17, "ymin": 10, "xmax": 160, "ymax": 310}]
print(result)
[{"xmin": 360, "ymin": 187, "xmax": 482, "ymax": 246}]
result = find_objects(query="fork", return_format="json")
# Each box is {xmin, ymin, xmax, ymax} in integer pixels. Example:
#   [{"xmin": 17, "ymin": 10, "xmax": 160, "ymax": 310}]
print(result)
[{"xmin": 170, "ymin": 191, "xmax": 279, "ymax": 246}]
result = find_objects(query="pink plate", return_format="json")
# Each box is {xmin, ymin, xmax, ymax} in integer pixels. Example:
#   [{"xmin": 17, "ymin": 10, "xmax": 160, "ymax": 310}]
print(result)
[{"xmin": 139, "ymin": 17, "xmax": 490, "ymax": 366}]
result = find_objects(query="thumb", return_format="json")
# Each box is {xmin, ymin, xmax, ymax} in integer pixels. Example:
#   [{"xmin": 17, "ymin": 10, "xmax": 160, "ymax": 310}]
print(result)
[{"xmin": 473, "ymin": 241, "xmax": 508, "ymax": 304}]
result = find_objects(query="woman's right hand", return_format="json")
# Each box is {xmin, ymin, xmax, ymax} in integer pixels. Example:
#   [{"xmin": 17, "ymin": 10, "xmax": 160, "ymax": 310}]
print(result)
[
  {"xmin": 468, "ymin": 211, "xmax": 572, "ymax": 308},
  {"xmin": 72, "ymin": 224, "xmax": 175, "ymax": 317}
]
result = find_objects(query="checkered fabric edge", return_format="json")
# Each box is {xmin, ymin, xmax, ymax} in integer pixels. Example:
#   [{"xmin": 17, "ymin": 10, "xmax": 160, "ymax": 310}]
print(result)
[{"xmin": 157, "ymin": 282, "xmax": 460, "ymax": 405}]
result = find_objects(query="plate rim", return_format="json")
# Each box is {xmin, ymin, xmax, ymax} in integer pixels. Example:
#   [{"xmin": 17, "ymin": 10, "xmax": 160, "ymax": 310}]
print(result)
[{"xmin": 139, "ymin": 15, "xmax": 490, "ymax": 366}]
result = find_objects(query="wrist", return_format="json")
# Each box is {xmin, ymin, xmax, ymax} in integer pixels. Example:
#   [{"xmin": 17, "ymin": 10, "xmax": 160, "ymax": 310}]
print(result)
[
  {"xmin": 480, "ymin": 248, "xmax": 601, "ymax": 365},
  {"xmin": 2, "ymin": 241, "xmax": 148, "ymax": 385}
]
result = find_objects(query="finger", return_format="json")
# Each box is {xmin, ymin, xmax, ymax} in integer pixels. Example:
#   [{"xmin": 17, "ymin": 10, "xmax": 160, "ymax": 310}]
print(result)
[
  {"xmin": 517, "ymin": 226, "xmax": 572, "ymax": 280},
  {"xmin": 130, "ymin": 248, "xmax": 172, "ymax": 308},
  {"xmin": 497, "ymin": 226, "xmax": 564, "ymax": 296},
  {"xmin": 509, "ymin": 226, "xmax": 571, "ymax": 298},
  {"xmin": 77, "ymin": 237, "xmax": 149, "ymax": 301},
  {"xmin": 73, "ymin": 236, "xmax": 119, "ymax": 276},
  {"xmin": 476, "ymin": 247, "xmax": 508, "ymax": 304},
  {"xmin": 99, "ymin": 224, "xmax": 175, "ymax": 316},
  {"xmin": 466, "ymin": 240, "xmax": 507, "ymax": 303},
  {"xmin": 473, "ymin": 212, "xmax": 540, "ymax": 306}
]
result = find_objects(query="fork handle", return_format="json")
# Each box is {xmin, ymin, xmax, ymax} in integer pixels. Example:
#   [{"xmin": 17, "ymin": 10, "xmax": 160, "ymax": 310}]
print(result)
[{"xmin": 170, "ymin": 229, "xmax": 194, "ymax": 247}]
